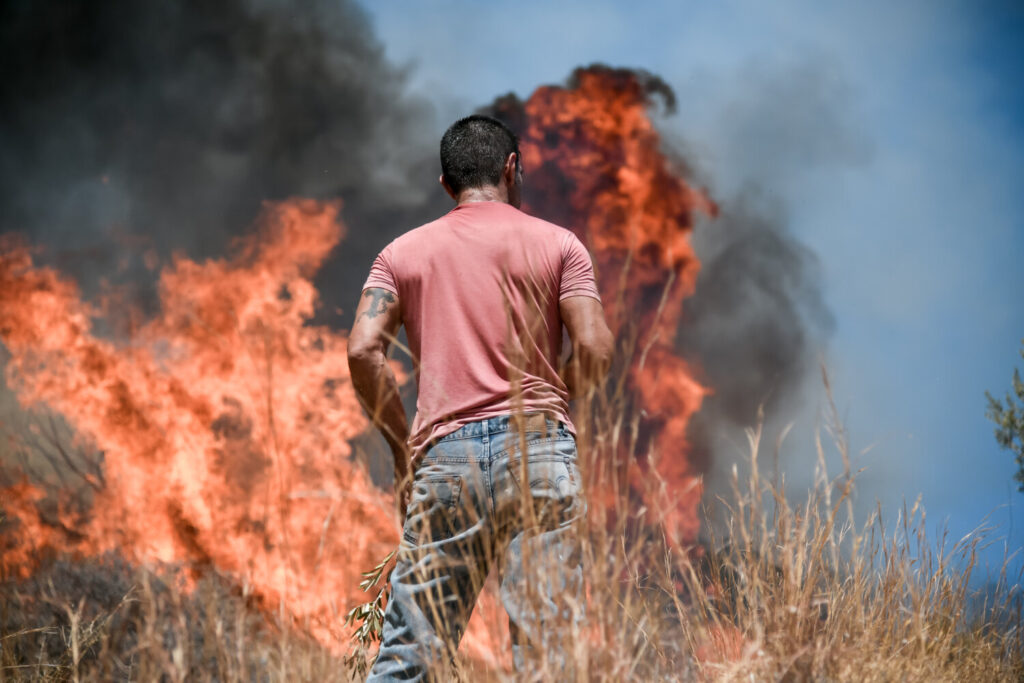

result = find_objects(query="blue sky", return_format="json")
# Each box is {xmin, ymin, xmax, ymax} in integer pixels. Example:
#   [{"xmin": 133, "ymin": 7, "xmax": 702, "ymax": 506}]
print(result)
[{"xmin": 364, "ymin": 0, "xmax": 1024, "ymax": 573}]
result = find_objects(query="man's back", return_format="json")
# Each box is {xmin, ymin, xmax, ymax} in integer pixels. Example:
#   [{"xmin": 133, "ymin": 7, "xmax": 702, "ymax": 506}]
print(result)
[
  {"xmin": 349, "ymin": 114, "xmax": 613, "ymax": 679},
  {"xmin": 363, "ymin": 200, "xmax": 600, "ymax": 454}
]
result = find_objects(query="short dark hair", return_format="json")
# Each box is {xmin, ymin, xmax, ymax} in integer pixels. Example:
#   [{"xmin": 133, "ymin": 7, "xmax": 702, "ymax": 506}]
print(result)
[{"xmin": 439, "ymin": 115, "xmax": 520, "ymax": 195}]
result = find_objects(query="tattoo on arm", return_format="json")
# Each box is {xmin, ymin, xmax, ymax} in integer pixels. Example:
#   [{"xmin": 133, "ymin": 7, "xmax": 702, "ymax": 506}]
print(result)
[{"xmin": 357, "ymin": 288, "xmax": 397, "ymax": 322}]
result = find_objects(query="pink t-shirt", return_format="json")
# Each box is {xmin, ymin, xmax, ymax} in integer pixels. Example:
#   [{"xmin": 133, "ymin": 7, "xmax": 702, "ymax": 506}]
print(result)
[{"xmin": 362, "ymin": 201, "xmax": 601, "ymax": 459}]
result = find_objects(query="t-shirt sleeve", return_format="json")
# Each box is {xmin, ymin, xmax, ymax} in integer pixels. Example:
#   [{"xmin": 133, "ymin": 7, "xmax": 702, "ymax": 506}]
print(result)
[
  {"xmin": 559, "ymin": 232, "xmax": 601, "ymax": 302},
  {"xmin": 362, "ymin": 243, "xmax": 399, "ymax": 295}
]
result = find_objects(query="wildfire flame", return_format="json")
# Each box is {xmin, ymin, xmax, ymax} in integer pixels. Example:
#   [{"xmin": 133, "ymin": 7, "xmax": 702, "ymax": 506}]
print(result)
[
  {"xmin": 503, "ymin": 65, "xmax": 716, "ymax": 547},
  {"xmin": 0, "ymin": 66, "xmax": 714, "ymax": 662},
  {"xmin": 0, "ymin": 199, "xmax": 397, "ymax": 645}
]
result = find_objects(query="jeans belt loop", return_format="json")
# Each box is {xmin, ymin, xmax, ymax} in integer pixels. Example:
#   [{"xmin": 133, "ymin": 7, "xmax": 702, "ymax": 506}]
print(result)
[{"xmin": 522, "ymin": 412, "xmax": 547, "ymax": 436}]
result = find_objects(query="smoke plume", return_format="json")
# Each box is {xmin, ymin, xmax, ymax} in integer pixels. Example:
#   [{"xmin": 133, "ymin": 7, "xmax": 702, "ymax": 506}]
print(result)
[
  {"xmin": 0, "ymin": 0, "xmax": 447, "ymax": 315},
  {"xmin": 676, "ymin": 58, "xmax": 868, "ymax": 489},
  {"xmin": 679, "ymin": 191, "xmax": 834, "ymax": 474}
]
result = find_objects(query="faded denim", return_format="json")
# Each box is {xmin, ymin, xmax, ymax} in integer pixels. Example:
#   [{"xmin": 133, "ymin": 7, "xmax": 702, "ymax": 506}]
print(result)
[{"xmin": 366, "ymin": 414, "xmax": 585, "ymax": 682}]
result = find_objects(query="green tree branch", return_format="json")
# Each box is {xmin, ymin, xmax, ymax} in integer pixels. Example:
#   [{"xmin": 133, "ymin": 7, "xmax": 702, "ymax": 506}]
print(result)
[{"xmin": 986, "ymin": 339, "xmax": 1024, "ymax": 492}]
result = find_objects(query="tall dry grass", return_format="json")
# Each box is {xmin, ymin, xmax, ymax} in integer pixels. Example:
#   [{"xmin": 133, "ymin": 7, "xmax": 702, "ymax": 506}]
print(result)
[
  {"xmin": 3, "ymin": 372, "xmax": 1023, "ymax": 681},
  {"xmin": 335, "ymin": 366, "xmax": 1024, "ymax": 682},
  {"xmin": 0, "ymin": 554, "xmax": 354, "ymax": 682},
  {"xmin": 667, "ymin": 373, "xmax": 1024, "ymax": 682},
  {"xmin": 3, "ymin": 299, "xmax": 1023, "ymax": 682}
]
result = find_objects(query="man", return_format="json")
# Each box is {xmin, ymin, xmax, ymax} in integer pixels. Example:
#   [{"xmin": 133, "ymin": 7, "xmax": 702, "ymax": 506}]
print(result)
[{"xmin": 348, "ymin": 115, "xmax": 614, "ymax": 680}]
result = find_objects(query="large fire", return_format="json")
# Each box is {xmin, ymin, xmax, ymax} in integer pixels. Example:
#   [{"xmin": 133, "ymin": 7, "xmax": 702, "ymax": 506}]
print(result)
[
  {"xmin": 505, "ymin": 65, "xmax": 716, "ymax": 548},
  {"xmin": 0, "ymin": 200, "xmax": 397, "ymax": 646},
  {"xmin": 0, "ymin": 66, "xmax": 713, "ymax": 662}
]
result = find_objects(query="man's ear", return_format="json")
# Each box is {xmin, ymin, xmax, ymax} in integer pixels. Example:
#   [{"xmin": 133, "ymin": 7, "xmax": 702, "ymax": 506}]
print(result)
[
  {"xmin": 439, "ymin": 174, "xmax": 457, "ymax": 200},
  {"xmin": 503, "ymin": 152, "xmax": 518, "ymax": 185}
]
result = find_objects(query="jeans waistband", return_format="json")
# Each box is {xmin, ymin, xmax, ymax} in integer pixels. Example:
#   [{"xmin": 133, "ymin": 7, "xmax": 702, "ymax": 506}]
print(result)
[{"xmin": 438, "ymin": 412, "xmax": 570, "ymax": 443}]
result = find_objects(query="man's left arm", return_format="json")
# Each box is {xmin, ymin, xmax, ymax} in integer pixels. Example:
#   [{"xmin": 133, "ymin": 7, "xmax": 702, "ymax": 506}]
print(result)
[{"xmin": 347, "ymin": 287, "xmax": 411, "ymax": 518}]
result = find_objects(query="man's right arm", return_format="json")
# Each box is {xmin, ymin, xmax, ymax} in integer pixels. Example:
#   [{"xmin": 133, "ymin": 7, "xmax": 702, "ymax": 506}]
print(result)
[{"xmin": 559, "ymin": 295, "xmax": 614, "ymax": 399}]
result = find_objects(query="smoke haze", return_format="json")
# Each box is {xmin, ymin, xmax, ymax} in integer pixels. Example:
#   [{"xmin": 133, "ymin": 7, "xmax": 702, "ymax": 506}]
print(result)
[{"xmin": 674, "ymin": 58, "xmax": 869, "ymax": 497}]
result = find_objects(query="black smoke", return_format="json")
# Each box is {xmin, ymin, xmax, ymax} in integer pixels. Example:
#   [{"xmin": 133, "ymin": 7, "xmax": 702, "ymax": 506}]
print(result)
[
  {"xmin": 0, "ymin": 0, "xmax": 448, "ymax": 319},
  {"xmin": 679, "ymin": 190, "xmax": 835, "ymax": 475}
]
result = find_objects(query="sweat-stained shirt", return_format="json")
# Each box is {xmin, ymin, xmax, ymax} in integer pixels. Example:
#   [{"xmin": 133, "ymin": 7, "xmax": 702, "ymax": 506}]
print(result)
[{"xmin": 361, "ymin": 200, "xmax": 602, "ymax": 462}]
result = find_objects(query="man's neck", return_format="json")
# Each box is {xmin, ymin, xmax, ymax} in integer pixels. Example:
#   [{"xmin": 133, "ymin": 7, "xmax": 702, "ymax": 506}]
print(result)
[{"xmin": 455, "ymin": 184, "xmax": 508, "ymax": 206}]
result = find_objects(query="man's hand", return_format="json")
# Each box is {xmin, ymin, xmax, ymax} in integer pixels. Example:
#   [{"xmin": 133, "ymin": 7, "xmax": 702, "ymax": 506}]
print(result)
[
  {"xmin": 391, "ymin": 442, "xmax": 413, "ymax": 525},
  {"xmin": 395, "ymin": 464, "xmax": 413, "ymax": 526},
  {"xmin": 348, "ymin": 287, "xmax": 412, "ymax": 527}
]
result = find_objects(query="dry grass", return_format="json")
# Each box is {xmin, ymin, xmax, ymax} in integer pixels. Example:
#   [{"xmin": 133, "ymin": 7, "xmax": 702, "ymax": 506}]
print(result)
[
  {"xmin": 3, "ymin": 368, "xmax": 1022, "ymax": 681},
  {"xmin": 0, "ymin": 554, "xmax": 351, "ymax": 682},
  {"xmin": 670, "ymin": 382, "xmax": 1024, "ymax": 682},
  {"xmin": 345, "ymin": 364, "xmax": 1024, "ymax": 682}
]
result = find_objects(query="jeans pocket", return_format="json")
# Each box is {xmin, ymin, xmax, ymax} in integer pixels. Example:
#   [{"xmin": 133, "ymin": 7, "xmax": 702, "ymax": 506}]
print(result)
[
  {"xmin": 403, "ymin": 475, "xmax": 464, "ymax": 545},
  {"xmin": 507, "ymin": 438, "xmax": 581, "ymax": 529}
]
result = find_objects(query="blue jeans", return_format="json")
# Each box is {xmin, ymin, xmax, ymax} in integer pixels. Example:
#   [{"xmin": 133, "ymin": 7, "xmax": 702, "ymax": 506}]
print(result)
[{"xmin": 366, "ymin": 414, "xmax": 586, "ymax": 682}]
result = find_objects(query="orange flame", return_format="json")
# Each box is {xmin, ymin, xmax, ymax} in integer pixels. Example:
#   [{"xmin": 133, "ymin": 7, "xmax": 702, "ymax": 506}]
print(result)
[
  {"xmin": 512, "ymin": 66, "xmax": 716, "ymax": 547},
  {"xmin": 1, "ymin": 199, "xmax": 397, "ymax": 645}
]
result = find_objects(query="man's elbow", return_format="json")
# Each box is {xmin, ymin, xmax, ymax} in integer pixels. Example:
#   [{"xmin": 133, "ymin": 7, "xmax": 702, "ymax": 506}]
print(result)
[{"xmin": 347, "ymin": 335, "xmax": 383, "ymax": 371}]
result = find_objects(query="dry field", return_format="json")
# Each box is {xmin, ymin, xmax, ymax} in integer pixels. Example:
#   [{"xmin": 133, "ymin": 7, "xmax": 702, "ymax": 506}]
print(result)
[{"xmin": 2, "ymin": 372, "xmax": 1022, "ymax": 682}]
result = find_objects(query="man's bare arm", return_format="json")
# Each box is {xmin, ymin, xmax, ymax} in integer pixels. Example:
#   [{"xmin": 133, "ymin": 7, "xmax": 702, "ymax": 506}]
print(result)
[
  {"xmin": 347, "ymin": 287, "xmax": 411, "ymax": 511},
  {"xmin": 559, "ymin": 295, "xmax": 614, "ymax": 399}
]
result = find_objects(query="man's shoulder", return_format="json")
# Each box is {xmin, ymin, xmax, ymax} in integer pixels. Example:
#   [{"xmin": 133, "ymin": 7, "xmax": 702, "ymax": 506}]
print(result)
[
  {"xmin": 520, "ymin": 211, "xmax": 572, "ymax": 236},
  {"xmin": 387, "ymin": 215, "xmax": 448, "ymax": 251},
  {"xmin": 497, "ymin": 205, "xmax": 576, "ymax": 244}
]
